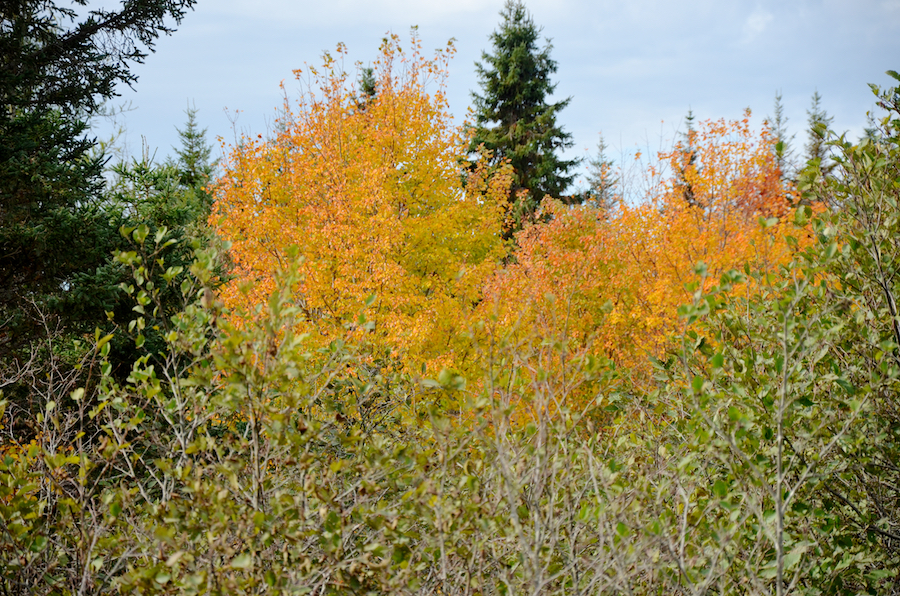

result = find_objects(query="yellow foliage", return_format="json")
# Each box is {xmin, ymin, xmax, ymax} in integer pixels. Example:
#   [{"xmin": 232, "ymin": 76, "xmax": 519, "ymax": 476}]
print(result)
[
  {"xmin": 214, "ymin": 53, "xmax": 814, "ymax": 419},
  {"xmin": 211, "ymin": 34, "xmax": 509, "ymax": 370}
]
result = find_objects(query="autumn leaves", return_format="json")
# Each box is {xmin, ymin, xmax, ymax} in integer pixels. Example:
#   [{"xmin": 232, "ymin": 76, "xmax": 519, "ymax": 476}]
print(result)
[
  {"xmin": 210, "ymin": 36, "xmax": 803, "ymax": 393},
  {"xmin": 212, "ymin": 35, "xmax": 508, "ymax": 371}
]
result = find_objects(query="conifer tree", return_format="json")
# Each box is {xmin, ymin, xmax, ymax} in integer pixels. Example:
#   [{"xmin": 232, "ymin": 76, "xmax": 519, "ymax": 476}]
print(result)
[
  {"xmin": 677, "ymin": 109, "xmax": 700, "ymax": 207},
  {"xmin": 359, "ymin": 66, "xmax": 377, "ymax": 103},
  {"xmin": 171, "ymin": 104, "xmax": 216, "ymax": 217},
  {"xmin": 0, "ymin": 0, "xmax": 197, "ymax": 357},
  {"xmin": 468, "ymin": 0, "xmax": 578, "ymax": 228},
  {"xmin": 805, "ymin": 90, "xmax": 835, "ymax": 176},
  {"xmin": 767, "ymin": 90, "xmax": 795, "ymax": 180},
  {"xmin": 100, "ymin": 109, "xmax": 218, "ymax": 380},
  {"xmin": 351, "ymin": 66, "xmax": 378, "ymax": 113},
  {"xmin": 585, "ymin": 131, "xmax": 617, "ymax": 212}
]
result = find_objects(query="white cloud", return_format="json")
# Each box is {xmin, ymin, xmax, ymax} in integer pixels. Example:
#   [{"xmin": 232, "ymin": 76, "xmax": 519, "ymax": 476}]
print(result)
[
  {"xmin": 208, "ymin": 0, "xmax": 502, "ymax": 27},
  {"xmin": 742, "ymin": 7, "xmax": 773, "ymax": 43}
]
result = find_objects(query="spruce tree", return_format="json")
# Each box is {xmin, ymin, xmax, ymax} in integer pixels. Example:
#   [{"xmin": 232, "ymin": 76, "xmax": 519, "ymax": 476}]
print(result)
[
  {"xmin": 585, "ymin": 131, "xmax": 617, "ymax": 212},
  {"xmin": 677, "ymin": 109, "xmax": 700, "ymax": 207},
  {"xmin": 805, "ymin": 90, "xmax": 835, "ymax": 176},
  {"xmin": 0, "ymin": 0, "xmax": 196, "ymax": 358},
  {"xmin": 767, "ymin": 90, "xmax": 796, "ymax": 181},
  {"xmin": 101, "ymin": 109, "xmax": 218, "ymax": 381},
  {"xmin": 469, "ymin": 0, "xmax": 578, "ymax": 228},
  {"xmin": 171, "ymin": 104, "xmax": 216, "ymax": 217}
]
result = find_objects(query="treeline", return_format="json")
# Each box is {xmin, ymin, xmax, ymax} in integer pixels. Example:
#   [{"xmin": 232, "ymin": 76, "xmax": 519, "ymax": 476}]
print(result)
[{"xmin": 2, "ymin": 1, "xmax": 900, "ymax": 594}]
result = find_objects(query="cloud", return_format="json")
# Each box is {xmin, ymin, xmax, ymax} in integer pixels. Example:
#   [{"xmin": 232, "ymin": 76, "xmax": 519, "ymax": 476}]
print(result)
[
  {"xmin": 742, "ymin": 7, "xmax": 773, "ymax": 43},
  {"xmin": 208, "ymin": 0, "xmax": 501, "ymax": 27},
  {"xmin": 94, "ymin": 0, "xmax": 892, "ymax": 177}
]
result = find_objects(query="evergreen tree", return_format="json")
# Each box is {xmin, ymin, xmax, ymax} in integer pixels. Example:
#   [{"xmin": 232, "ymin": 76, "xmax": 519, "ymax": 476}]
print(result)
[
  {"xmin": 108, "ymin": 107, "xmax": 215, "ymax": 231},
  {"xmin": 350, "ymin": 66, "xmax": 377, "ymax": 114},
  {"xmin": 767, "ymin": 90, "xmax": 795, "ymax": 180},
  {"xmin": 585, "ymin": 131, "xmax": 618, "ymax": 212},
  {"xmin": 359, "ymin": 66, "xmax": 377, "ymax": 104},
  {"xmin": 676, "ymin": 109, "xmax": 700, "ymax": 207},
  {"xmin": 468, "ymin": 0, "xmax": 578, "ymax": 228},
  {"xmin": 170, "ymin": 104, "xmax": 216, "ymax": 217},
  {"xmin": 862, "ymin": 110, "xmax": 881, "ymax": 142},
  {"xmin": 804, "ymin": 90, "xmax": 835, "ymax": 176},
  {"xmin": 101, "ymin": 110, "xmax": 219, "ymax": 380},
  {"xmin": 0, "ymin": 0, "xmax": 196, "ymax": 358}
]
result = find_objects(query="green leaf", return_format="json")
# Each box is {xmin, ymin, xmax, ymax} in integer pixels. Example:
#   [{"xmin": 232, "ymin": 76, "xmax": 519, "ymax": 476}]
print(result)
[
  {"xmin": 784, "ymin": 544, "xmax": 808, "ymax": 571},
  {"xmin": 29, "ymin": 536, "xmax": 47, "ymax": 553},
  {"xmin": 835, "ymin": 378, "xmax": 856, "ymax": 395},
  {"xmin": 133, "ymin": 224, "xmax": 150, "ymax": 245},
  {"xmin": 691, "ymin": 375, "xmax": 704, "ymax": 394},
  {"xmin": 265, "ymin": 570, "xmax": 277, "ymax": 586},
  {"xmin": 230, "ymin": 553, "xmax": 253, "ymax": 570},
  {"xmin": 713, "ymin": 479, "xmax": 728, "ymax": 498},
  {"xmin": 794, "ymin": 205, "xmax": 811, "ymax": 226},
  {"xmin": 95, "ymin": 332, "xmax": 114, "ymax": 351}
]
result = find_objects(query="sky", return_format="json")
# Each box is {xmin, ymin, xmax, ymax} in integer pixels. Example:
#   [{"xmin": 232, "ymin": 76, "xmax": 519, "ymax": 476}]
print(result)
[{"xmin": 92, "ymin": 0, "xmax": 900, "ymax": 188}]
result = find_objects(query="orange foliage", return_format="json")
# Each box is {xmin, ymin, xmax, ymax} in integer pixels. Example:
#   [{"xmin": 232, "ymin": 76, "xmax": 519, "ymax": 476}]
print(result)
[
  {"xmin": 213, "ymin": 49, "xmax": 809, "ymax": 417},
  {"xmin": 211, "ymin": 34, "xmax": 508, "ymax": 369},
  {"xmin": 484, "ymin": 112, "xmax": 803, "ymax": 393}
]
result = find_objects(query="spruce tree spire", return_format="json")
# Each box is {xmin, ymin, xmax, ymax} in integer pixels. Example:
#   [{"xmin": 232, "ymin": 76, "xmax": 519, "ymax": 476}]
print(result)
[
  {"xmin": 805, "ymin": 90, "xmax": 835, "ymax": 176},
  {"xmin": 767, "ymin": 90, "xmax": 795, "ymax": 181},
  {"xmin": 171, "ymin": 104, "xmax": 216, "ymax": 218},
  {"xmin": 585, "ymin": 131, "xmax": 617, "ymax": 212},
  {"xmin": 677, "ymin": 109, "xmax": 700, "ymax": 207},
  {"xmin": 468, "ymin": 0, "xmax": 578, "ymax": 229},
  {"xmin": 173, "ymin": 104, "xmax": 214, "ymax": 191}
]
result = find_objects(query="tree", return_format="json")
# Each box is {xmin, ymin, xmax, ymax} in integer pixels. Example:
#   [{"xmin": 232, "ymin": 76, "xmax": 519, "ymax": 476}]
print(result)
[
  {"xmin": 171, "ymin": 103, "xmax": 216, "ymax": 212},
  {"xmin": 675, "ymin": 109, "xmax": 700, "ymax": 207},
  {"xmin": 212, "ymin": 35, "xmax": 508, "ymax": 372},
  {"xmin": 355, "ymin": 65, "xmax": 377, "ymax": 110},
  {"xmin": 584, "ymin": 131, "xmax": 618, "ymax": 212},
  {"xmin": 468, "ymin": 0, "xmax": 578, "ymax": 229},
  {"xmin": 97, "ymin": 107, "xmax": 219, "ymax": 380},
  {"xmin": 804, "ymin": 90, "xmax": 835, "ymax": 176},
  {"xmin": 106, "ymin": 107, "xmax": 215, "ymax": 230},
  {"xmin": 483, "ymin": 112, "xmax": 799, "ymax": 392},
  {"xmin": 802, "ymin": 70, "xmax": 900, "ymax": 573},
  {"xmin": 0, "ymin": 0, "xmax": 197, "ymax": 358},
  {"xmin": 767, "ymin": 90, "xmax": 796, "ymax": 181}
]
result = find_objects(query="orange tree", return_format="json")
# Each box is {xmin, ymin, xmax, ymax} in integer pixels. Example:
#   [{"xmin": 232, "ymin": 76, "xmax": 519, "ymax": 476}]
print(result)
[
  {"xmin": 615, "ymin": 111, "xmax": 799, "ymax": 356},
  {"xmin": 481, "ymin": 111, "xmax": 805, "ymax": 411},
  {"xmin": 211, "ymin": 34, "xmax": 509, "ymax": 373}
]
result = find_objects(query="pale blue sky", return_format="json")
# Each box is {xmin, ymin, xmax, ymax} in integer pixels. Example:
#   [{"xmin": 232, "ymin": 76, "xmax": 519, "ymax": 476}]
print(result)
[{"xmin": 93, "ymin": 0, "xmax": 900, "ymax": 188}]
